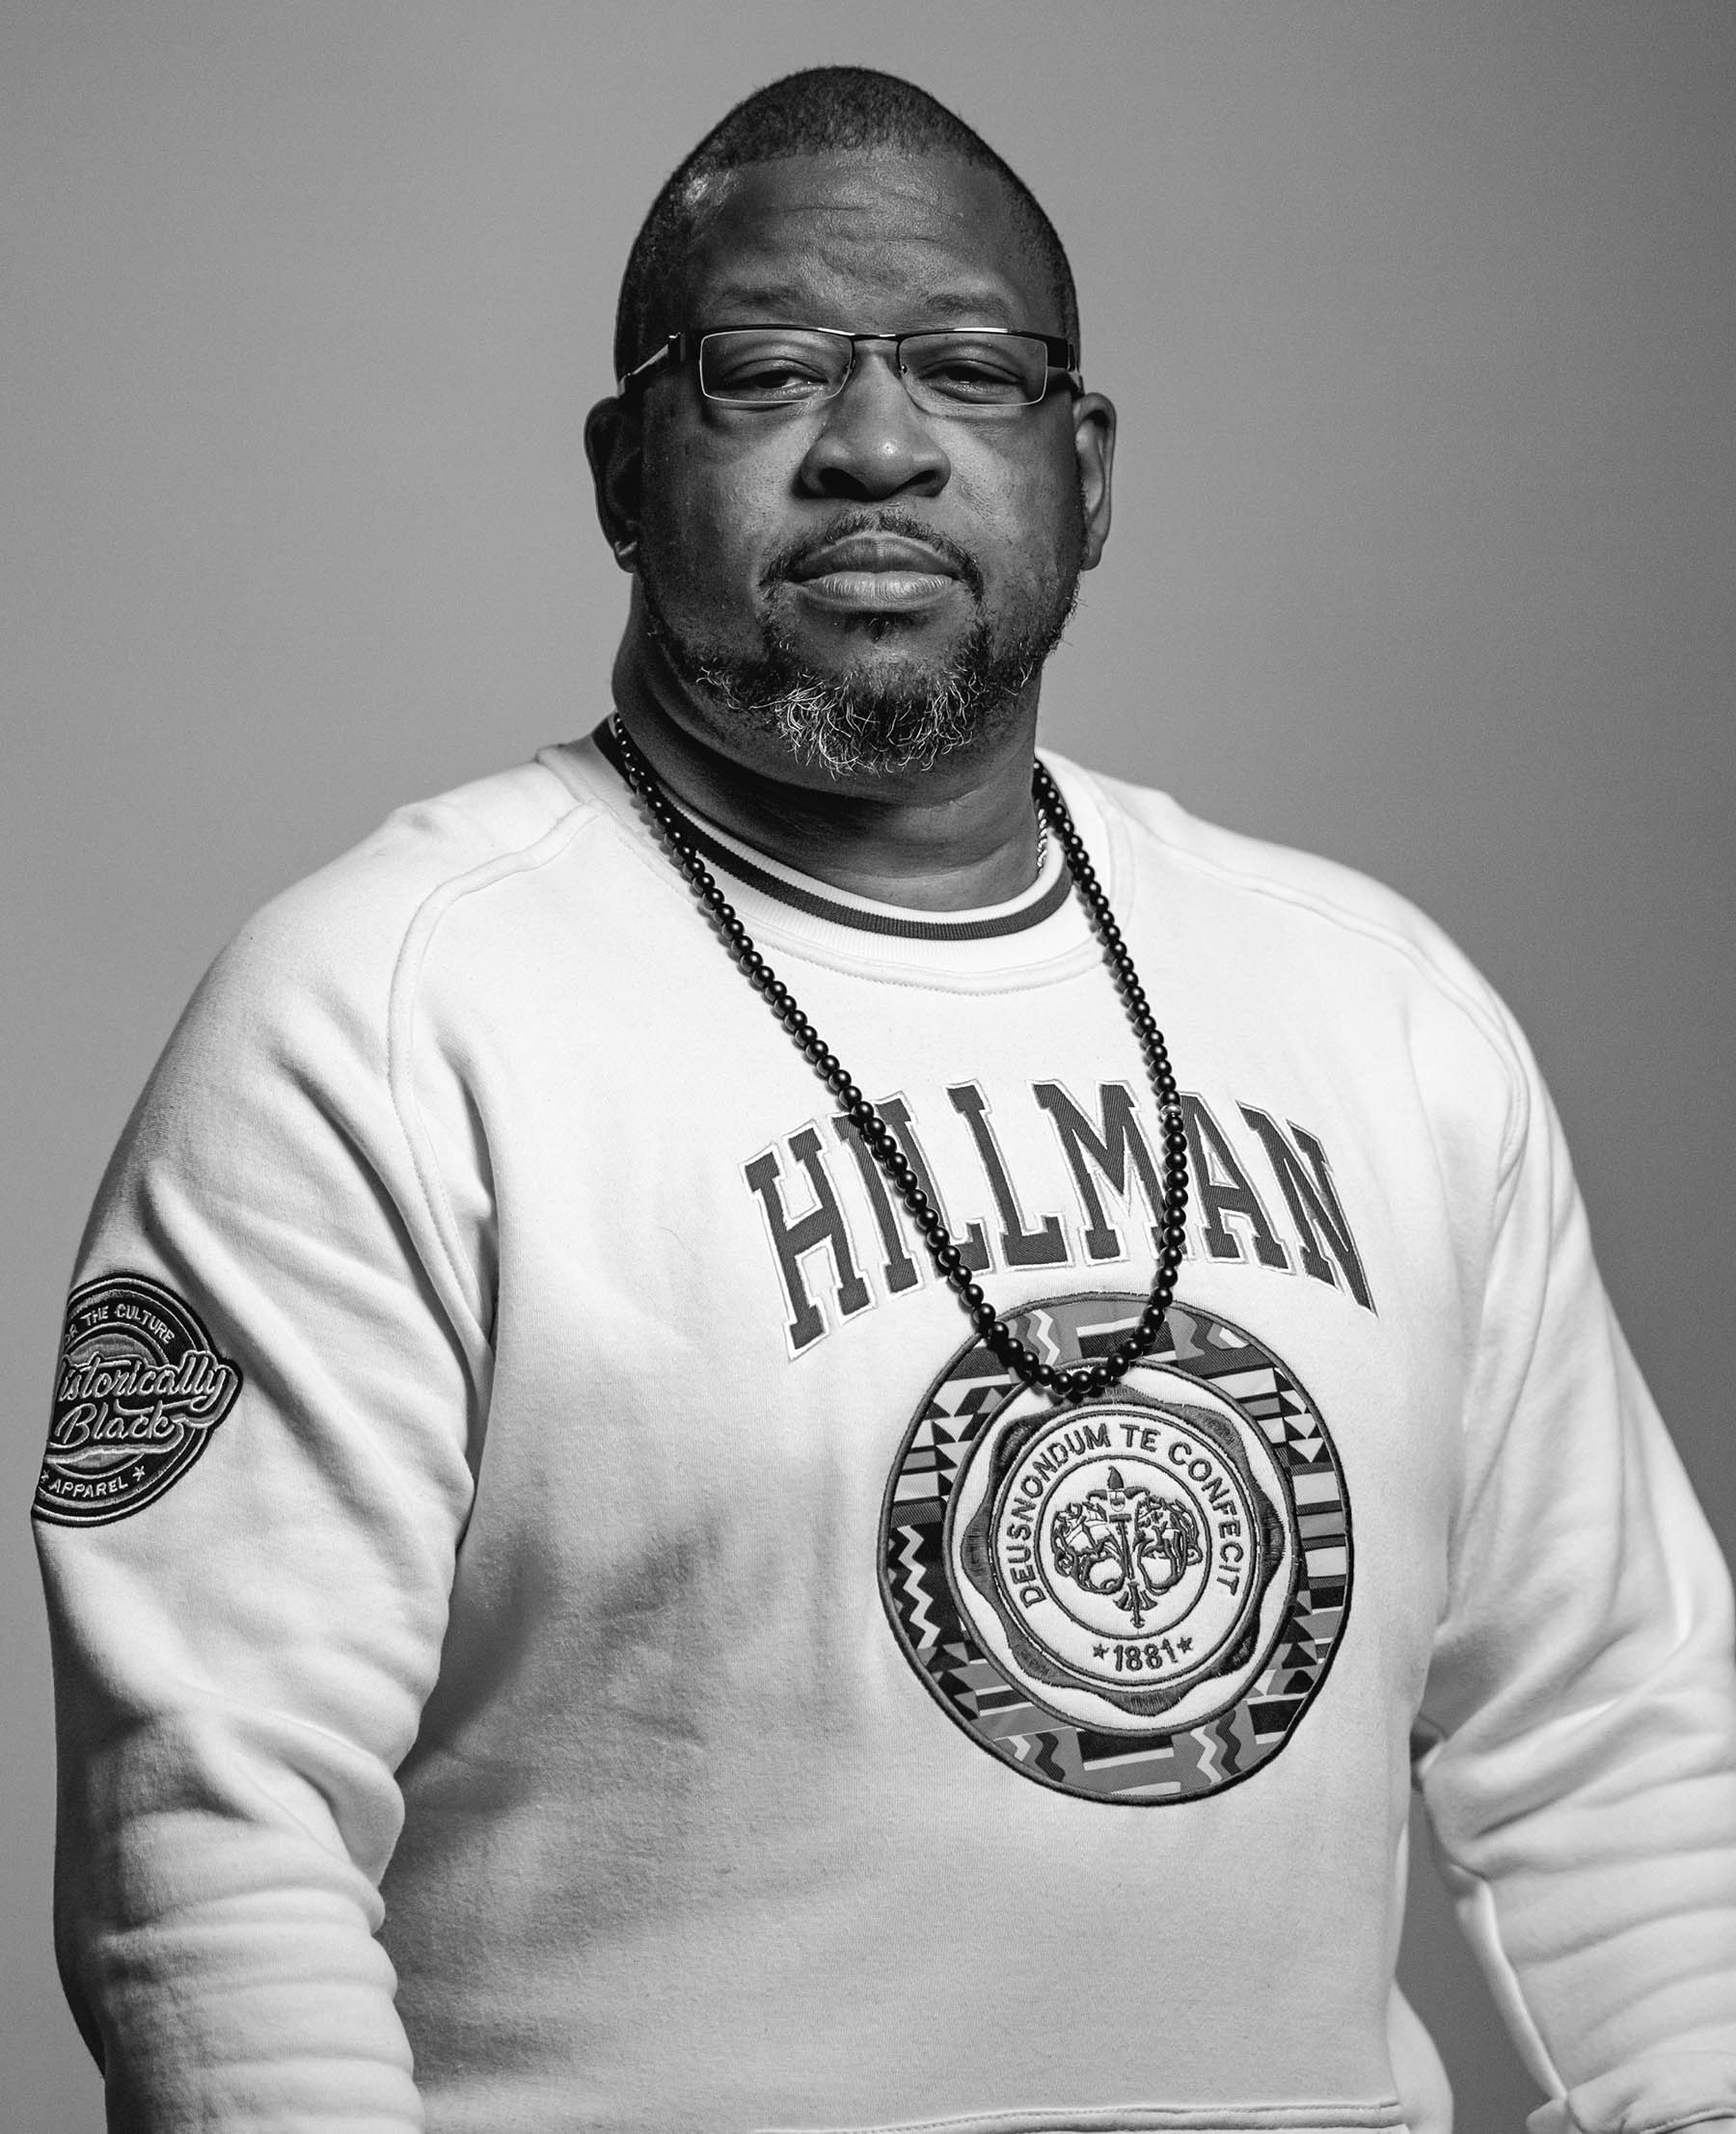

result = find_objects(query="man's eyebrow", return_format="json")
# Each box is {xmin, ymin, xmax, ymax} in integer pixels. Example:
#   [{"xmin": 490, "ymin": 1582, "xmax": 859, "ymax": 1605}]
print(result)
[{"xmin": 699, "ymin": 284, "xmax": 1025, "ymax": 328}]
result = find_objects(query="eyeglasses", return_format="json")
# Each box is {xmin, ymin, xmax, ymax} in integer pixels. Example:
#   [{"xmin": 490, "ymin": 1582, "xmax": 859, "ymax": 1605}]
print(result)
[{"xmin": 618, "ymin": 326, "xmax": 1081, "ymax": 414}]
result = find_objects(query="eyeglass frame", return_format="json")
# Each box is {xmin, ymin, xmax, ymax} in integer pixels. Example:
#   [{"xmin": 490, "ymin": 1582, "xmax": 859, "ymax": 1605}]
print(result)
[{"xmin": 616, "ymin": 324, "xmax": 1084, "ymax": 410}]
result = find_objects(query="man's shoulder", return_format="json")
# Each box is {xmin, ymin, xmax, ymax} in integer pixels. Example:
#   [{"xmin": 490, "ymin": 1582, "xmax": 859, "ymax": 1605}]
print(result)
[
  {"xmin": 184, "ymin": 743, "xmax": 621, "ymax": 1050},
  {"xmin": 1063, "ymin": 754, "xmax": 1520, "ymax": 1057}
]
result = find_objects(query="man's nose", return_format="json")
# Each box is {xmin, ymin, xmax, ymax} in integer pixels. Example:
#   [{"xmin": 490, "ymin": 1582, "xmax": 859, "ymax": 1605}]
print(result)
[{"xmin": 796, "ymin": 346, "xmax": 951, "ymax": 500}]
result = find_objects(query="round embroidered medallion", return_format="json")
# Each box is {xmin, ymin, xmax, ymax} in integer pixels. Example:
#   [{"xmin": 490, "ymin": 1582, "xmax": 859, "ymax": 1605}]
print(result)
[
  {"xmin": 880, "ymin": 1293, "xmax": 1352, "ymax": 1802},
  {"xmin": 35, "ymin": 1272, "xmax": 243, "ymax": 1526}
]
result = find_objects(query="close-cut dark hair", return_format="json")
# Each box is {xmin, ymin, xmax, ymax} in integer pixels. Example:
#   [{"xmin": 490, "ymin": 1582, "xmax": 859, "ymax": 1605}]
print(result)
[{"xmin": 612, "ymin": 66, "xmax": 1080, "ymax": 385}]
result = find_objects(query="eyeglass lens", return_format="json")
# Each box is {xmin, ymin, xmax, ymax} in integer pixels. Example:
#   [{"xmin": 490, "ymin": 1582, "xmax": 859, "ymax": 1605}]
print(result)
[{"xmin": 697, "ymin": 329, "xmax": 1054, "ymax": 411}]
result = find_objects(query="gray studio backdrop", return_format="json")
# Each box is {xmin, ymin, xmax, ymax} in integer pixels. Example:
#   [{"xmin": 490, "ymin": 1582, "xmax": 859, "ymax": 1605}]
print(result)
[{"xmin": 5, "ymin": 5, "xmax": 1732, "ymax": 2127}]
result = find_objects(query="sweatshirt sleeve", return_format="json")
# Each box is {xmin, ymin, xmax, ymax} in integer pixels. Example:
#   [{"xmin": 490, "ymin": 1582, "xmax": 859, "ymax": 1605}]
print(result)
[
  {"xmin": 1415, "ymin": 1016, "xmax": 1736, "ymax": 2134},
  {"xmin": 33, "ymin": 877, "xmax": 489, "ymax": 2132}
]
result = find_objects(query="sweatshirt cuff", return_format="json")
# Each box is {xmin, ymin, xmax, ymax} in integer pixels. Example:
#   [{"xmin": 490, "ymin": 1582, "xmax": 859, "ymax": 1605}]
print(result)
[{"xmin": 1527, "ymin": 2058, "xmax": 1736, "ymax": 2134}]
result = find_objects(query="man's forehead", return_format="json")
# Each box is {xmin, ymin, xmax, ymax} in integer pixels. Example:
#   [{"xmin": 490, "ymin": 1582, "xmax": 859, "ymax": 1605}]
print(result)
[{"xmin": 677, "ymin": 150, "xmax": 1058, "ymax": 332}]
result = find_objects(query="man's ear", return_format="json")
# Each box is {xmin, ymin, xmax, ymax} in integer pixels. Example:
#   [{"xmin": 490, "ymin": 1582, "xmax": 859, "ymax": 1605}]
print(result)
[
  {"xmin": 1073, "ymin": 391, "xmax": 1115, "ymax": 571},
  {"xmin": 583, "ymin": 395, "xmax": 643, "ymax": 570}
]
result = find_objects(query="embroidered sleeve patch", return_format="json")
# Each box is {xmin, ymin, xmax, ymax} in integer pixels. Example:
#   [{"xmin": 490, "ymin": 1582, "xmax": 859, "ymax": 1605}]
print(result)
[{"xmin": 34, "ymin": 1272, "xmax": 243, "ymax": 1526}]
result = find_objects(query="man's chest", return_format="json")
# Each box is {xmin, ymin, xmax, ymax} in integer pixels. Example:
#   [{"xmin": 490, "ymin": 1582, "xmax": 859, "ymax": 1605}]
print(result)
[{"xmin": 458, "ymin": 972, "xmax": 1472, "ymax": 1806}]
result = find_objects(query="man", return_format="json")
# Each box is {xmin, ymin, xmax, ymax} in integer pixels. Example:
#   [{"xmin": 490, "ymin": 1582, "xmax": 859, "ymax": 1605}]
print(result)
[{"xmin": 35, "ymin": 66, "xmax": 1736, "ymax": 2134}]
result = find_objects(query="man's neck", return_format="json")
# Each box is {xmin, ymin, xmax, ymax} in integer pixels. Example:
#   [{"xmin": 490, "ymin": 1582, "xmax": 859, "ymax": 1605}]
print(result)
[{"xmin": 610, "ymin": 637, "xmax": 1046, "ymax": 913}]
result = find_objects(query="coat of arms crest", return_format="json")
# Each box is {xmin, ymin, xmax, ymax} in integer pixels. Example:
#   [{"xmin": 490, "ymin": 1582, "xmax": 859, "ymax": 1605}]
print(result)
[{"xmin": 1049, "ymin": 1467, "xmax": 1203, "ymax": 1631}]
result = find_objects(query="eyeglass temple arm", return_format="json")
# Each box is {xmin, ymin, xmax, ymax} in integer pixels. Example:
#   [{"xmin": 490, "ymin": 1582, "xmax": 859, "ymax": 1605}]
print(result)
[{"xmin": 616, "ymin": 335, "xmax": 688, "ymax": 398}]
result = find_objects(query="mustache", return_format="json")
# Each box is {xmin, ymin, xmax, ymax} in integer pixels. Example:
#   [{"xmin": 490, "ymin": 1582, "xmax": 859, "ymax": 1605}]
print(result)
[{"xmin": 758, "ymin": 511, "xmax": 986, "ymax": 601}]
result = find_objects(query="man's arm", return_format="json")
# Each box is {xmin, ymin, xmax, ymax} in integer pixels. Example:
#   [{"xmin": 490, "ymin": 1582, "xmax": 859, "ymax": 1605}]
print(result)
[
  {"xmin": 35, "ymin": 896, "xmax": 485, "ymax": 2131},
  {"xmin": 1416, "ymin": 1027, "xmax": 1736, "ymax": 2134}
]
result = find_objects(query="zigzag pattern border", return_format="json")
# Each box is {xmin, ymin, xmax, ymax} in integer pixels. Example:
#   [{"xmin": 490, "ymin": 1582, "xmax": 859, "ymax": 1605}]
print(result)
[{"xmin": 879, "ymin": 1293, "xmax": 1353, "ymax": 1805}]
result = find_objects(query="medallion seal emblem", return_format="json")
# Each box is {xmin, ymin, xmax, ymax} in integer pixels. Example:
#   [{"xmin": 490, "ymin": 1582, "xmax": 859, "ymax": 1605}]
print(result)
[
  {"xmin": 881, "ymin": 1293, "xmax": 1353, "ymax": 1802},
  {"xmin": 34, "ymin": 1272, "xmax": 243, "ymax": 1526}
]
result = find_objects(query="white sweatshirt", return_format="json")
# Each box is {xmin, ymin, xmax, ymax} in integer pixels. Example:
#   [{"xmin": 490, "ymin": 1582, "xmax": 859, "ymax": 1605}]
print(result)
[{"xmin": 35, "ymin": 733, "xmax": 1736, "ymax": 2134}]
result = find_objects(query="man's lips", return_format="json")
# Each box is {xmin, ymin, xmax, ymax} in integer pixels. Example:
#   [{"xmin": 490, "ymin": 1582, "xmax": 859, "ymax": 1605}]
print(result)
[{"xmin": 783, "ymin": 532, "xmax": 963, "ymax": 613}]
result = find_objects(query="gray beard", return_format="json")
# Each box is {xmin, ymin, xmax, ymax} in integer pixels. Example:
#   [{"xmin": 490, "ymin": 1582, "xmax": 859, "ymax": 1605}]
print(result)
[{"xmin": 638, "ymin": 525, "xmax": 1081, "ymax": 779}]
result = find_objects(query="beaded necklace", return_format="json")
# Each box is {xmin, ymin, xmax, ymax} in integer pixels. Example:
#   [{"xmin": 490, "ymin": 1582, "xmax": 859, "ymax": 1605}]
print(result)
[{"xmin": 610, "ymin": 717, "xmax": 1188, "ymax": 1406}]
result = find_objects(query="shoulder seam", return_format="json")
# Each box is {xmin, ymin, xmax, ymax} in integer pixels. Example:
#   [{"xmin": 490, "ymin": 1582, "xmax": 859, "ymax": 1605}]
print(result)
[
  {"xmin": 1079, "ymin": 769, "xmax": 1532, "ymax": 1181},
  {"xmin": 384, "ymin": 798, "xmax": 603, "ymax": 1358}
]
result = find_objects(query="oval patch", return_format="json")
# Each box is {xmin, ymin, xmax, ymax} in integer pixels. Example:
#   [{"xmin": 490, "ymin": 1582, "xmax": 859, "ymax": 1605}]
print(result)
[{"xmin": 35, "ymin": 1272, "xmax": 243, "ymax": 1526}]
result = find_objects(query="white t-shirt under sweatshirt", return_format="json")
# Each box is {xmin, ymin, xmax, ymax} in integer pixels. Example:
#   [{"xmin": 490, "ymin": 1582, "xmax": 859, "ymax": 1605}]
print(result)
[{"xmin": 35, "ymin": 732, "xmax": 1736, "ymax": 2134}]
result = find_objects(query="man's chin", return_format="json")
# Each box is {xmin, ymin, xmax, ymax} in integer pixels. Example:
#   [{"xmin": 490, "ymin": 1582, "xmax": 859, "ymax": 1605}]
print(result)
[
  {"xmin": 756, "ymin": 630, "xmax": 971, "ymax": 702},
  {"xmin": 763, "ymin": 591, "xmax": 979, "ymax": 670},
  {"xmin": 696, "ymin": 662, "xmax": 1015, "ymax": 780},
  {"xmin": 639, "ymin": 570, "xmax": 1074, "ymax": 779}
]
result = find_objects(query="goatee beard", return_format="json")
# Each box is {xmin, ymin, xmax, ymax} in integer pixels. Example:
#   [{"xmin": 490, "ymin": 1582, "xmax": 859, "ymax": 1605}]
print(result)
[{"xmin": 638, "ymin": 518, "xmax": 1081, "ymax": 779}]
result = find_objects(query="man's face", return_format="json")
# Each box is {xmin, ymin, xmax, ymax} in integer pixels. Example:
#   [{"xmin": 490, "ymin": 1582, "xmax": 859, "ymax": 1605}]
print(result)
[{"xmin": 611, "ymin": 149, "xmax": 1114, "ymax": 782}]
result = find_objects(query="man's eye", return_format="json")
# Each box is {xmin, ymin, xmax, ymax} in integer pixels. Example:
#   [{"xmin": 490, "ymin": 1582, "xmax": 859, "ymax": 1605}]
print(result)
[
  {"xmin": 932, "ymin": 360, "xmax": 1019, "ymax": 390},
  {"xmin": 703, "ymin": 341, "xmax": 836, "ymax": 401},
  {"xmin": 730, "ymin": 363, "xmax": 827, "ymax": 395},
  {"xmin": 910, "ymin": 346, "xmax": 1032, "ymax": 402}
]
